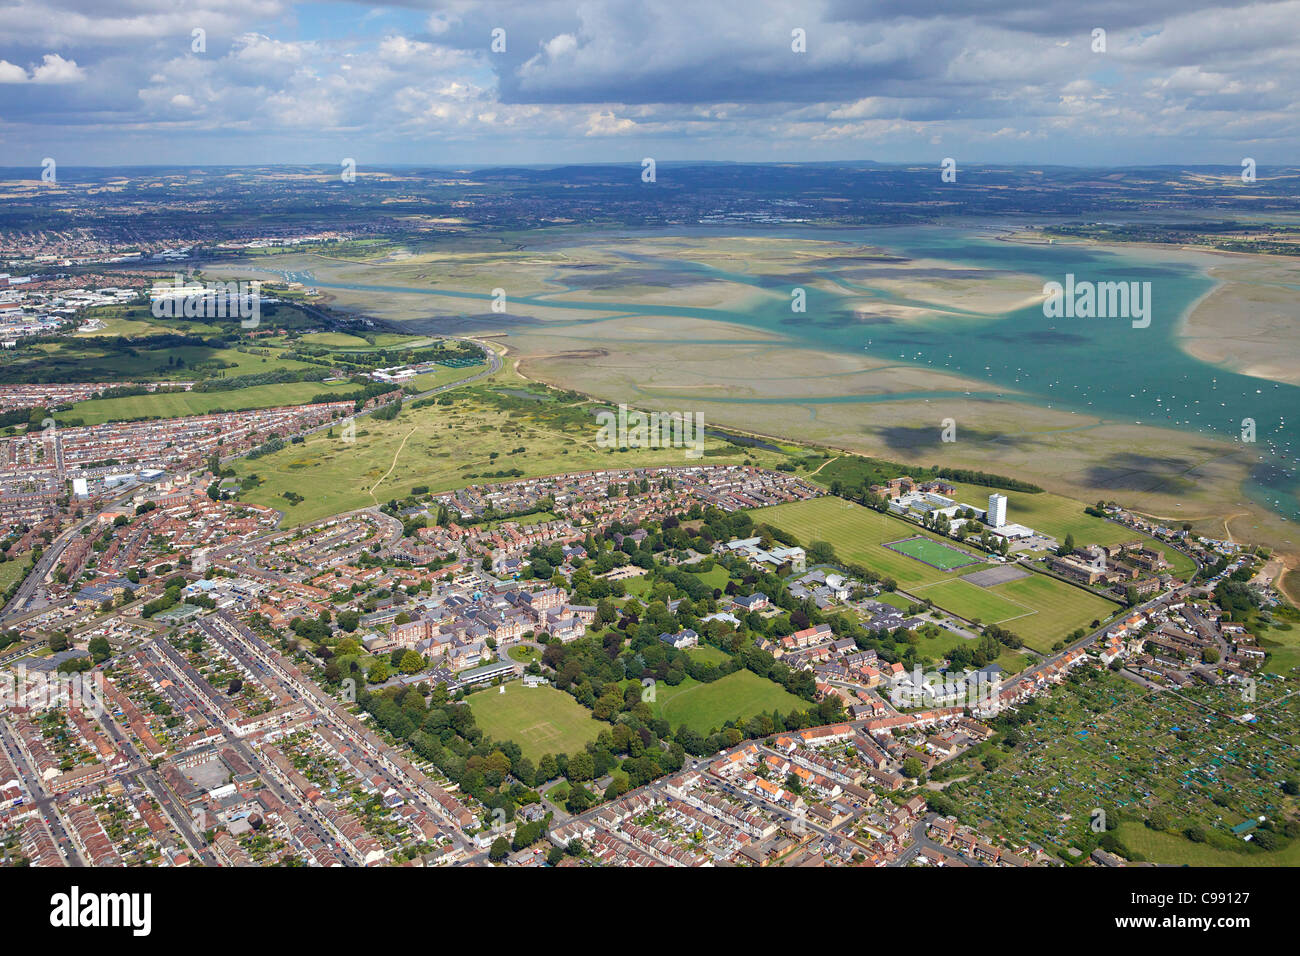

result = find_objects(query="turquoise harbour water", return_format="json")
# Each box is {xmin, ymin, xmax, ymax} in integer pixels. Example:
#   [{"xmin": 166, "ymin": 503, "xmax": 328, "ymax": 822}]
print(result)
[{"xmin": 302, "ymin": 225, "xmax": 1300, "ymax": 523}]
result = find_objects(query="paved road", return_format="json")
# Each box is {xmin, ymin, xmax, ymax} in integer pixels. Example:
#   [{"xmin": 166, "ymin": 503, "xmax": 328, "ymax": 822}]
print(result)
[
  {"xmin": 1, "ymin": 482, "xmax": 154, "ymax": 623},
  {"xmin": 0, "ymin": 720, "xmax": 85, "ymax": 865}
]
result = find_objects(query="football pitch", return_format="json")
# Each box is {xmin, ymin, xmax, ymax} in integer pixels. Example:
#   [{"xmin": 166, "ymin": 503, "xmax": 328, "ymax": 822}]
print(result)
[{"xmin": 884, "ymin": 535, "xmax": 982, "ymax": 571}]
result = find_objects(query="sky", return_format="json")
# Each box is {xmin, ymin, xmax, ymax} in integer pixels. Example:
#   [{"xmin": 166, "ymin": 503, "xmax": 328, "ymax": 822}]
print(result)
[{"xmin": 0, "ymin": 0, "xmax": 1297, "ymax": 168}]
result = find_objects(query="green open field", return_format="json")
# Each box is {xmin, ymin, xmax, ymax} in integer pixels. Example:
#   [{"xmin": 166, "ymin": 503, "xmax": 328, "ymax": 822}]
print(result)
[
  {"xmin": 908, "ymin": 627, "xmax": 1033, "ymax": 674},
  {"xmin": 909, "ymin": 628, "xmax": 970, "ymax": 662},
  {"xmin": 1260, "ymin": 626, "xmax": 1300, "ymax": 674},
  {"xmin": 874, "ymin": 591, "xmax": 916, "ymax": 612},
  {"xmin": 677, "ymin": 564, "xmax": 731, "ymax": 591},
  {"xmin": 1, "ymin": 338, "xmax": 322, "ymax": 389},
  {"xmin": 296, "ymin": 331, "xmax": 433, "ymax": 350},
  {"xmin": 231, "ymin": 376, "xmax": 788, "ymax": 526},
  {"xmin": 757, "ymin": 497, "xmax": 982, "ymax": 589},
  {"xmin": 648, "ymin": 670, "xmax": 809, "ymax": 735},
  {"xmin": 1113, "ymin": 822, "xmax": 1300, "ymax": 866},
  {"xmin": 910, "ymin": 577, "xmax": 1032, "ymax": 626},
  {"xmin": 468, "ymin": 681, "xmax": 608, "ymax": 762},
  {"xmin": 686, "ymin": 644, "xmax": 732, "ymax": 666},
  {"xmin": 619, "ymin": 563, "xmax": 729, "ymax": 603},
  {"xmin": 983, "ymin": 572, "xmax": 1121, "ymax": 650},
  {"xmin": 406, "ymin": 364, "xmax": 483, "ymax": 391},
  {"xmin": 913, "ymin": 572, "xmax": 1120, "ymax": 650},
  {"xmin": 0, "ymin": 556, "xmax": 33, "ymax": 593},
  {"xmin": 58, "ymin": 380, "xmax": 361, "ymax": 426},
  {"xmin": 619, "ymin": 573, "xmax": 654, "ymax": 598},
  {"xmin": 886, "ymin": 536, "xmax": 981, "ymax": 570},
  {"xmin": 799, "ymin": 460, "xmax": 1194, "ymax": 580},
  {"xmin": 761, "ymin": 497, "xmax": 1119, "ymax": 650},
  {"xmin": 482, "ymin": 510, "xmax": 559, "ymax": 531}
]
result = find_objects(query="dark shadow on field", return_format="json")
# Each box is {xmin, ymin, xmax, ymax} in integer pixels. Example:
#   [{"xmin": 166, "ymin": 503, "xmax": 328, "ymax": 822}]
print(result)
[
  {"xmin": 1081, "ymin": 452, "xmax": 1207, "ymax": 494},
  {"xmin": 560, "ymin": 266, "xmax": 687, "ymax": 289},
  {"xmin": 400, "ymin": 312, "xmax": 546, "ymax": 335},
  {"xmin": 872, "ymin": 424, "xmax": 1039, "ymax": 454}
]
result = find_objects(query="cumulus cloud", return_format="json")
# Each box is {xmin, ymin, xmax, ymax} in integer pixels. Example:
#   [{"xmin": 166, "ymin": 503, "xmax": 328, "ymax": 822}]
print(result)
[
  {"xmin": 0, "ymin": 0, "xmax": 1297, "ymax": 163},
  {"xmin": 585, "ymin": 109, "xmax": 636, "ymax": 136},
  {"xmin": 0, "ymin": 52, "xmax": 85, "ymax": 83}
]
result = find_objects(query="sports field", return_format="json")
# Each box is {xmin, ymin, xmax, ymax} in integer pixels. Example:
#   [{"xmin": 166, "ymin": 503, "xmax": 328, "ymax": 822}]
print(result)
[
  {"xmin": 467, "ymin": 682, "xmax": 608, "ymax": 762},
  {"xmin": 759, "ymin": 497, "xmax": 1120, "ymax": 650},
  {"xmin": 908, "ymin": 571, "xmax": 1121, "ymax": 650},
  {"xmin": 978, "ymin": 572, "xmax": 1120, "ymax": 651},
  {"xmin": 885, "ymin": 536, "xmax": 981, "ymax": 570},
  {"xmin": 910, "ymin": 577, "xmax": 1031, "ymax": 625},
  {"xmin": 0, "ymin": 556, "xmax": 33, "ymax": 593},
  {"xmin": 649, "ymin": 670, "xmax": 810, "ymax": 736},
  {"xmin": 757, "ymin": 497, "xmax": 979, "ymax": 588}
]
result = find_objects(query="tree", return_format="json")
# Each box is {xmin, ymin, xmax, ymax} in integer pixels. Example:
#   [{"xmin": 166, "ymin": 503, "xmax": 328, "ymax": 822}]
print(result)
[
  {"xmin": 489, "ymin": 837, "xmax": 510, "ymax": 862},
  {"xmin": 567, "ymin": 751, "xmax": 594, "ymax": 782},
  {"xmin": 806, "ymin": 540, "xmax": 836, "ymax": 565},
  {"xmin": 88, "ymin": 636, "xmax": 111, "ymax": 663},
  {"xmin": 566, "ymin": 783, "xmax": 595, "ymax": 814},
  {"xmin": 1059, "ymin": 533, "xmax": 1075, "ymax": 556},
  {"xmin": 902, "ymin": 756, "xmax": 924, "ymax": 779},
  {"xmin": 537, "ymin": 753, "xmax": 559, "ymax": 782},
  {"xmin": 399, "ymin": 649, "xmax": 425, "ymax": 674}
]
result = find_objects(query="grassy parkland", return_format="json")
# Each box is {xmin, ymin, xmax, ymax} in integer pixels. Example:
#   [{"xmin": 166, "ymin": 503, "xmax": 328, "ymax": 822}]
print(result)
[
  {"xmin": 58, "ymin": 379, "xmax": 364, "ymax": 427},
  {"xmin": 645, "ymin": 670, "xmax": 810, "ymax": 737},
  {"xmin": 467, "ymin": 682, "xmax": 609, "ymax": 763},
  {"xmin": 229, "ymin": 383, "xmax": 791, "ymax": 526}
]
